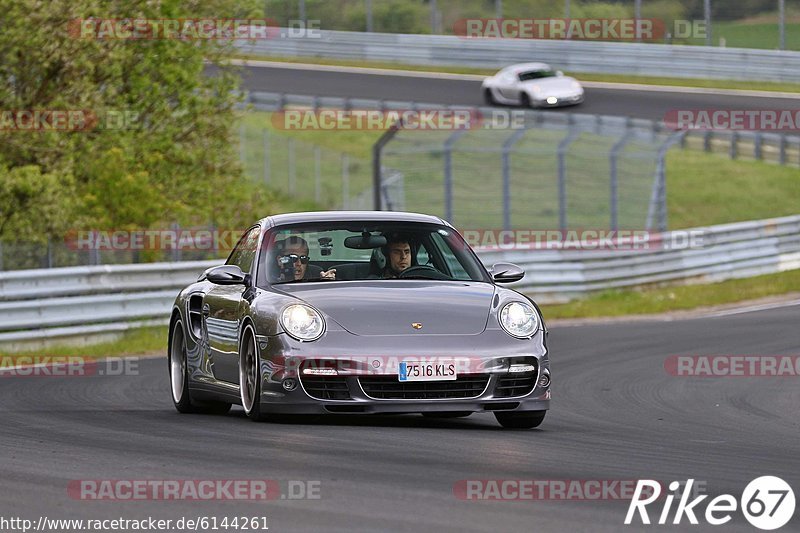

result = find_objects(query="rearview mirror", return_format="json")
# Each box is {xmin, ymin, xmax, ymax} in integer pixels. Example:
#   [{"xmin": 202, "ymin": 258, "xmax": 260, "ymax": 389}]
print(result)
[
  {"xmin": 344, "ymin": 234, "xmax": 387, "ymax": 249},
  {"xmin": 205, "ymin": 265, "xmax": 248, "ymax": 285},
  {"xmin": 490, "ymin": 262, "xmax": 525, "ymax": 283}
]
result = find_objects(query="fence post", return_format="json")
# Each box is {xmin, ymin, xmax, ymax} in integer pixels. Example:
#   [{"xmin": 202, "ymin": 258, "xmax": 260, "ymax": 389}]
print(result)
[
  {"xmin": 609, "ymin": 124, "xmax": 634, "ymax": 232},
  {"xmin": 342, "ymin": 154, "xmax": 350, "ymax": 209},
  {"xmin": 647, "ymin": 131, "xmax": 685, "ymax": 232},
  {"xmin": 443, "ymin": 129, "xmax": 468, "ymax": 223},
  {"xmin": 47, "ymin": 237, "xmax": 53, "ymax": 268},
  {"xmin": 703, "ymin": 130, "xmax": 712, "ymax": 152},
  {"xmin": 557, "ymin": 122, "xmax": 581, "ymax": 231},
  {"xmin": 0, "ymin": 241, "xmax": 3, "ymax": 271},
  {"xmin": 263, "ymin": 129, "xmax": 270, "ymax": 184},
  {"xmin": 288, "ymin": 138, "xmax": 296, "ymax": 195},
  {"xmin": 372, "ymin": 119, "xmax": 404, "ymax": 210},
  {"xmin": 314, "ymin": 146, "xmax": 322, "ymax": 204},
  {"xmin": 501, "ymin": 128, "xmax": 528, "ymax": 231},
  {"xmin": 729, "ymin": 132, "xmax": 738, "ymax": 159}
]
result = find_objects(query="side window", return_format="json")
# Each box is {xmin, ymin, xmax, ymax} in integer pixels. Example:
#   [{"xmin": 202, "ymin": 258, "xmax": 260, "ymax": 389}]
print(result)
[
  {"xmin": 430, "ymin": 233, "xmax": 469, "ymax": 279},
  {"xmin": 226, "ymin": 227, "xmax": 260, "ymax": 274}
]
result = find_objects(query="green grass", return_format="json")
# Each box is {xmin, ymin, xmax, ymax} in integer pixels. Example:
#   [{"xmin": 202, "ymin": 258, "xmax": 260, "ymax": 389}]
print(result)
[
  {"xmin": 540, "ymin": 269, "xmax": 800, "ymax": 319},
  {"xmin": 240, "ymin": 111, "xmax": 800, "ymax": 229},
  {"xmin": 684, "ymin": 20, "xmax": 800, "ymax": 51},
  {"xmin": 667, "ymin": 149, "xmax": 800, "ymax": 229},
  {"xmin": 233, "ymin": 54, "xmax": 800, "ymax": 94},
  {"xmin": 0, "ymin": 326, "xmax": 167, "ymax": 363}
]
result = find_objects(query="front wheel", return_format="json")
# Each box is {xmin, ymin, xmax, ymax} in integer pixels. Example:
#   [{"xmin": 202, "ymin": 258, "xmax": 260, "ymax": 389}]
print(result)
[
  {"xmin": 495, "ymin": 410, "xmax": 546, "ymax": 429},
  {"xmin": 483, "ymin": 88, "xmax": 495, "ymax": 105},
  {"xmin": 520, "ymin": 93, "xmax": 532, "ymax": 108}
]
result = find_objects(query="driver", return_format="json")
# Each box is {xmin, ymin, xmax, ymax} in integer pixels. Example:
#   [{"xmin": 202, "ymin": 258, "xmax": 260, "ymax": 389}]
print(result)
[
  {"xmin": 274, "ymin": 236, "xmax": 336, "ymax": 281},
  {"xmin": 379, "ymin": 233, "xmax": 414, "ymax": 279}
]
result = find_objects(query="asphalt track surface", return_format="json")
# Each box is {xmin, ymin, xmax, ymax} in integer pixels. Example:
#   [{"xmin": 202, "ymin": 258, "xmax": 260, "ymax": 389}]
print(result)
[
  {"xmin": 234, "ymin": 64, "xmax": 800, "ymax": 121},
  {"xmin": 2, "ymin": 304, "xmax": 798, "ymax": 532}
]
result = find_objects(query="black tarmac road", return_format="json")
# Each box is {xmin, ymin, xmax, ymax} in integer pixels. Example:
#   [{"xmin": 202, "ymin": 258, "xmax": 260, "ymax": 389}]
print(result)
[
  {"xmin": 234, "ymin": 63, "xmax": 800, "ymax": 121},
  {"xmin": 1, "ymin": 304, "xmax": 798, "ymax": 532}
]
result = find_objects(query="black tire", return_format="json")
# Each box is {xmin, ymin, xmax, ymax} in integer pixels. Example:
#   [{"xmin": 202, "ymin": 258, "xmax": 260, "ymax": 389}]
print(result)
[
  {"xmin": 520, "ymin": 93, "xmax": 532, "ymax": 108},
  {"xmin": 169, "ymin": 319, "xmax": 195, "ymax": 413},
  {"xmin": 494, "ymin": 410, "xmax": 546, "ymax": 429},
  {"xmin": 423, "ymin": 412, "xmax": 472, "ymax": 418},
  {"xmin": 169, "ymin": 319, "xmax": 232, "ymax": 415},
  {"xmin": 240, "ymin": 325, "xmax": 268, "ymax": 422},
  {"xmin": 483, "ymin": 89, "xmax": 495, "ymax": 105}
]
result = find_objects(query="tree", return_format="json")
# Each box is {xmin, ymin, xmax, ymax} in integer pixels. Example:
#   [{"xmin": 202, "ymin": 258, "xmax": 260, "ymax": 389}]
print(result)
[{"xmin": 0, "ymin": 0, "xmax": 263, "ymax": 242}]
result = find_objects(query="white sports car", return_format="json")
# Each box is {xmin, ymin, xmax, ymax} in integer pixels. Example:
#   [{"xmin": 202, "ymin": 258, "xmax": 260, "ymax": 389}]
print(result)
[{"xmin": 482, "ymin": 62, "xmax": 584, "ymax": 108}]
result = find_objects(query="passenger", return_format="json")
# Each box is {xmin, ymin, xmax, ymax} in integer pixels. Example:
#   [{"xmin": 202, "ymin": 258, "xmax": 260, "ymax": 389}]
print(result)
[
  {"xmin": 377, "ymin": 233, "xmax": 414, "ymax": 279},
  {"xmin": 274, "ymin": 236, "xmax": 336, "ymax": 281}
]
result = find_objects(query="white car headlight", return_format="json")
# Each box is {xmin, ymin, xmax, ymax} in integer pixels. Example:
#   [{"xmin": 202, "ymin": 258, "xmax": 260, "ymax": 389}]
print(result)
[
  {"xmin": 281, "ymin": 304, "xmax": 325, "ymax": 341},
  {"xmin": 499, "ymin": 302, "xmax": 539, "ymax": 339}
]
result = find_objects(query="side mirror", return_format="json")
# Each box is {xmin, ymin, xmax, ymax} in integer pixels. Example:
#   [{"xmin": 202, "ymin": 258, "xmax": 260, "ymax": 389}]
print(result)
[
  {"xmin": 556, "ymin": 70, "xmax": 564, "ymax": 77},
  {"xmin": 205, "ymin": 264, "xmax": 247, "ymax": 285},
  {"xmin": 490, "ymin": 262, "xmax": 525, "ymax": 283}
]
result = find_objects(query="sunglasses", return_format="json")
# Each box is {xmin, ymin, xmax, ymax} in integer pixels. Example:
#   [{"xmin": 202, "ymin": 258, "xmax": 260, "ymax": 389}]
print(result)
[{"xmin": 278, "ymin": 254, "xmax": 309, "ymax": 265}]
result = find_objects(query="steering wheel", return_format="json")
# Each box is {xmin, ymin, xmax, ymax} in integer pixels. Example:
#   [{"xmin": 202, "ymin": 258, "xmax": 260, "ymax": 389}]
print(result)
[{"xmin": 398, "ymin": 265, "xmax": 451, "ymax": 280}]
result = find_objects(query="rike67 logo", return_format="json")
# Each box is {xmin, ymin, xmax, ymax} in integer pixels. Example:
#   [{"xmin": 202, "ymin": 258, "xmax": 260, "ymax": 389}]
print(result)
[{"xmin": 625, "ymin": 477, "xmax": 795, "ymax": 530}]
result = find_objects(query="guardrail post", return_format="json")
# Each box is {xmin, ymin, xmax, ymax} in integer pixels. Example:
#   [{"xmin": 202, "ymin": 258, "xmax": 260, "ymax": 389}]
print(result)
[
  {"xmin": 288, "ymin": 138, "xmax": 296, "ymax": 195},
  {"xmin": 779, "ymin": 134, "xmax": 787, "ymax": 165},
  {"xmin": 342, "ymin": 154, "xmax": 350, "ymax": 209},
  {"xmin": 703, "ymin": 130, "xmax": 712, "ymax": 152},
  {"xmin": 754, "ymin": 132, "xmax": 763, "ymax": 160},
  {"xmin": 501, "ymin": 128, "xmax": 528, "ymax": 231},
  {"xmin": 314, "ymin": 146, "xmax": 322, "ymax": 204},
  {"xmin": 729, "ymin": 132, "xmax": 738, "ymax": 159},
  {"xmin": 263, "ymin": 129, "xmax": 270, "ymax": 184},
  {"xmin": 47, "ymin": 238, "xmax": 53, "ymax": 268},
  {"xmin": 443, "ymin": 129, "xmax": 468, "ymax": 223}
]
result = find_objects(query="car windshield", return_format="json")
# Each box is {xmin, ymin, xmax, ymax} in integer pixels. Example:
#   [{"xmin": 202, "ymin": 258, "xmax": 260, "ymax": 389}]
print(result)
[
  {"xmin": 258, "ymin": 222, "xmax": 489, "ymax": 285},
  {"xmin": 518, "ymin": 69, "xmax": 556, "ymax": 81}
]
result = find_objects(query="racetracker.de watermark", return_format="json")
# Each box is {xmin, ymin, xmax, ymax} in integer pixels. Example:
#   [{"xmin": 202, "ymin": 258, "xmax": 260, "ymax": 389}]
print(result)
[
  {"xmin": 68, "ymin": 19, "xmax": 322, "ymax": 40},
  {"xmin": 453, "ymin": 19, "xmax": 708, "ymax": 40},
  {"xmin": 459, "ymin": 229, "xmax": 706, "ymax": 252},
  {"xmin": 664, "ymin": 355, "xmax": 800, "ymax": 377},
  {"xmin": 454, "ymin": 479, "xmax": 666, "ymax": 501},
  {"xmin": 68, "ymin": 480, "xmax": 321, "ymax": 501},
  {"xmin": 0, "ymin": 110, "xmax": 139, "ymax": 132},
  {"xmin": 271, "ymin": 108, "xmax": 527, "ymax": 131},
  {"xmin": 0, "ymin": 356, "xmax": 139, "ymax": 378},
  {"xmin": 665, "ymin": 109, "xmax": 800, "ymax": 132}
]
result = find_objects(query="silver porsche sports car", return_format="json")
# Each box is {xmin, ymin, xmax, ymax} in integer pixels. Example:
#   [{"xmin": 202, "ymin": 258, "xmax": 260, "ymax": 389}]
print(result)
[
  {"xmin": 482, "ymin": 62, "xmax": 584, "ymax": 108},
  {"xmin": 168, "ymin": 211, "xmax": 551, "ymax": 428}
]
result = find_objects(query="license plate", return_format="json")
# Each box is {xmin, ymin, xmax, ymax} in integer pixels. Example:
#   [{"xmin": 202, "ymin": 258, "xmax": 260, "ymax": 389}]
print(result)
[{"xmin": 399, "ymin": 361, "xmax": 457, "ymax": 382}]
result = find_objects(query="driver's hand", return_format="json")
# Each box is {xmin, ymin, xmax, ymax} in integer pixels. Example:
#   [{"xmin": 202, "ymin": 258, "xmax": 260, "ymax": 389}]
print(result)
[{"xmin": 320, "ymin": 268, "xmax": 336, "ymax": 280}]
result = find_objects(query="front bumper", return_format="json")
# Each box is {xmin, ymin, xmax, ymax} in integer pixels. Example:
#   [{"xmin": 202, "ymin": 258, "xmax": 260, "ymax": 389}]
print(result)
[
  {"xmin": 534, "ymin": 93, "xmax": 584, "ymax": 107},
  {"xmin": 256, "ymin": 346, "xmax": 550, "ymax": 415}
]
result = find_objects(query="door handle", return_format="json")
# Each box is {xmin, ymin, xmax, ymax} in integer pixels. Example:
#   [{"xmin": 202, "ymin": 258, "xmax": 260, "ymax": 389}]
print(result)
[{"xmin": 202, "ymin": 304, "xmax": 210, "ymax": 317}]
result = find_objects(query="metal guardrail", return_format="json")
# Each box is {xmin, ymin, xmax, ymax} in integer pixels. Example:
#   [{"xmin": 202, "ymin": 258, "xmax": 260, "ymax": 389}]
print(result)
[
  {"xmin": 1, "ymin": 216, "xmax": 798, "ymax": 348},
  {"xmin": 236, "ymin": 29, "xmax": 800, "ymax": 82}
]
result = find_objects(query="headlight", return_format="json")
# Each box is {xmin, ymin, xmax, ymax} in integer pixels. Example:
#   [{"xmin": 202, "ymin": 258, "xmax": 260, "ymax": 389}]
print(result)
[
  {"xmin": 280, "ymin": 304, "xmax": 325, "ymax": 341},
  {"xmin": 499, "ymin": 302, "xmax": 539, "ymax": 339}
]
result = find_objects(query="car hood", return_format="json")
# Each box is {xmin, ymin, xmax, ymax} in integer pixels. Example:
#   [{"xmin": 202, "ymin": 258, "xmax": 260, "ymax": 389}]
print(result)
[
  {"xmin": 276, "ymin": 281, "xmax": 495, "ymax": 336},
  {"xmin": 522, "ymin": 77, "xmax": 580, "ymax": 92}
]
